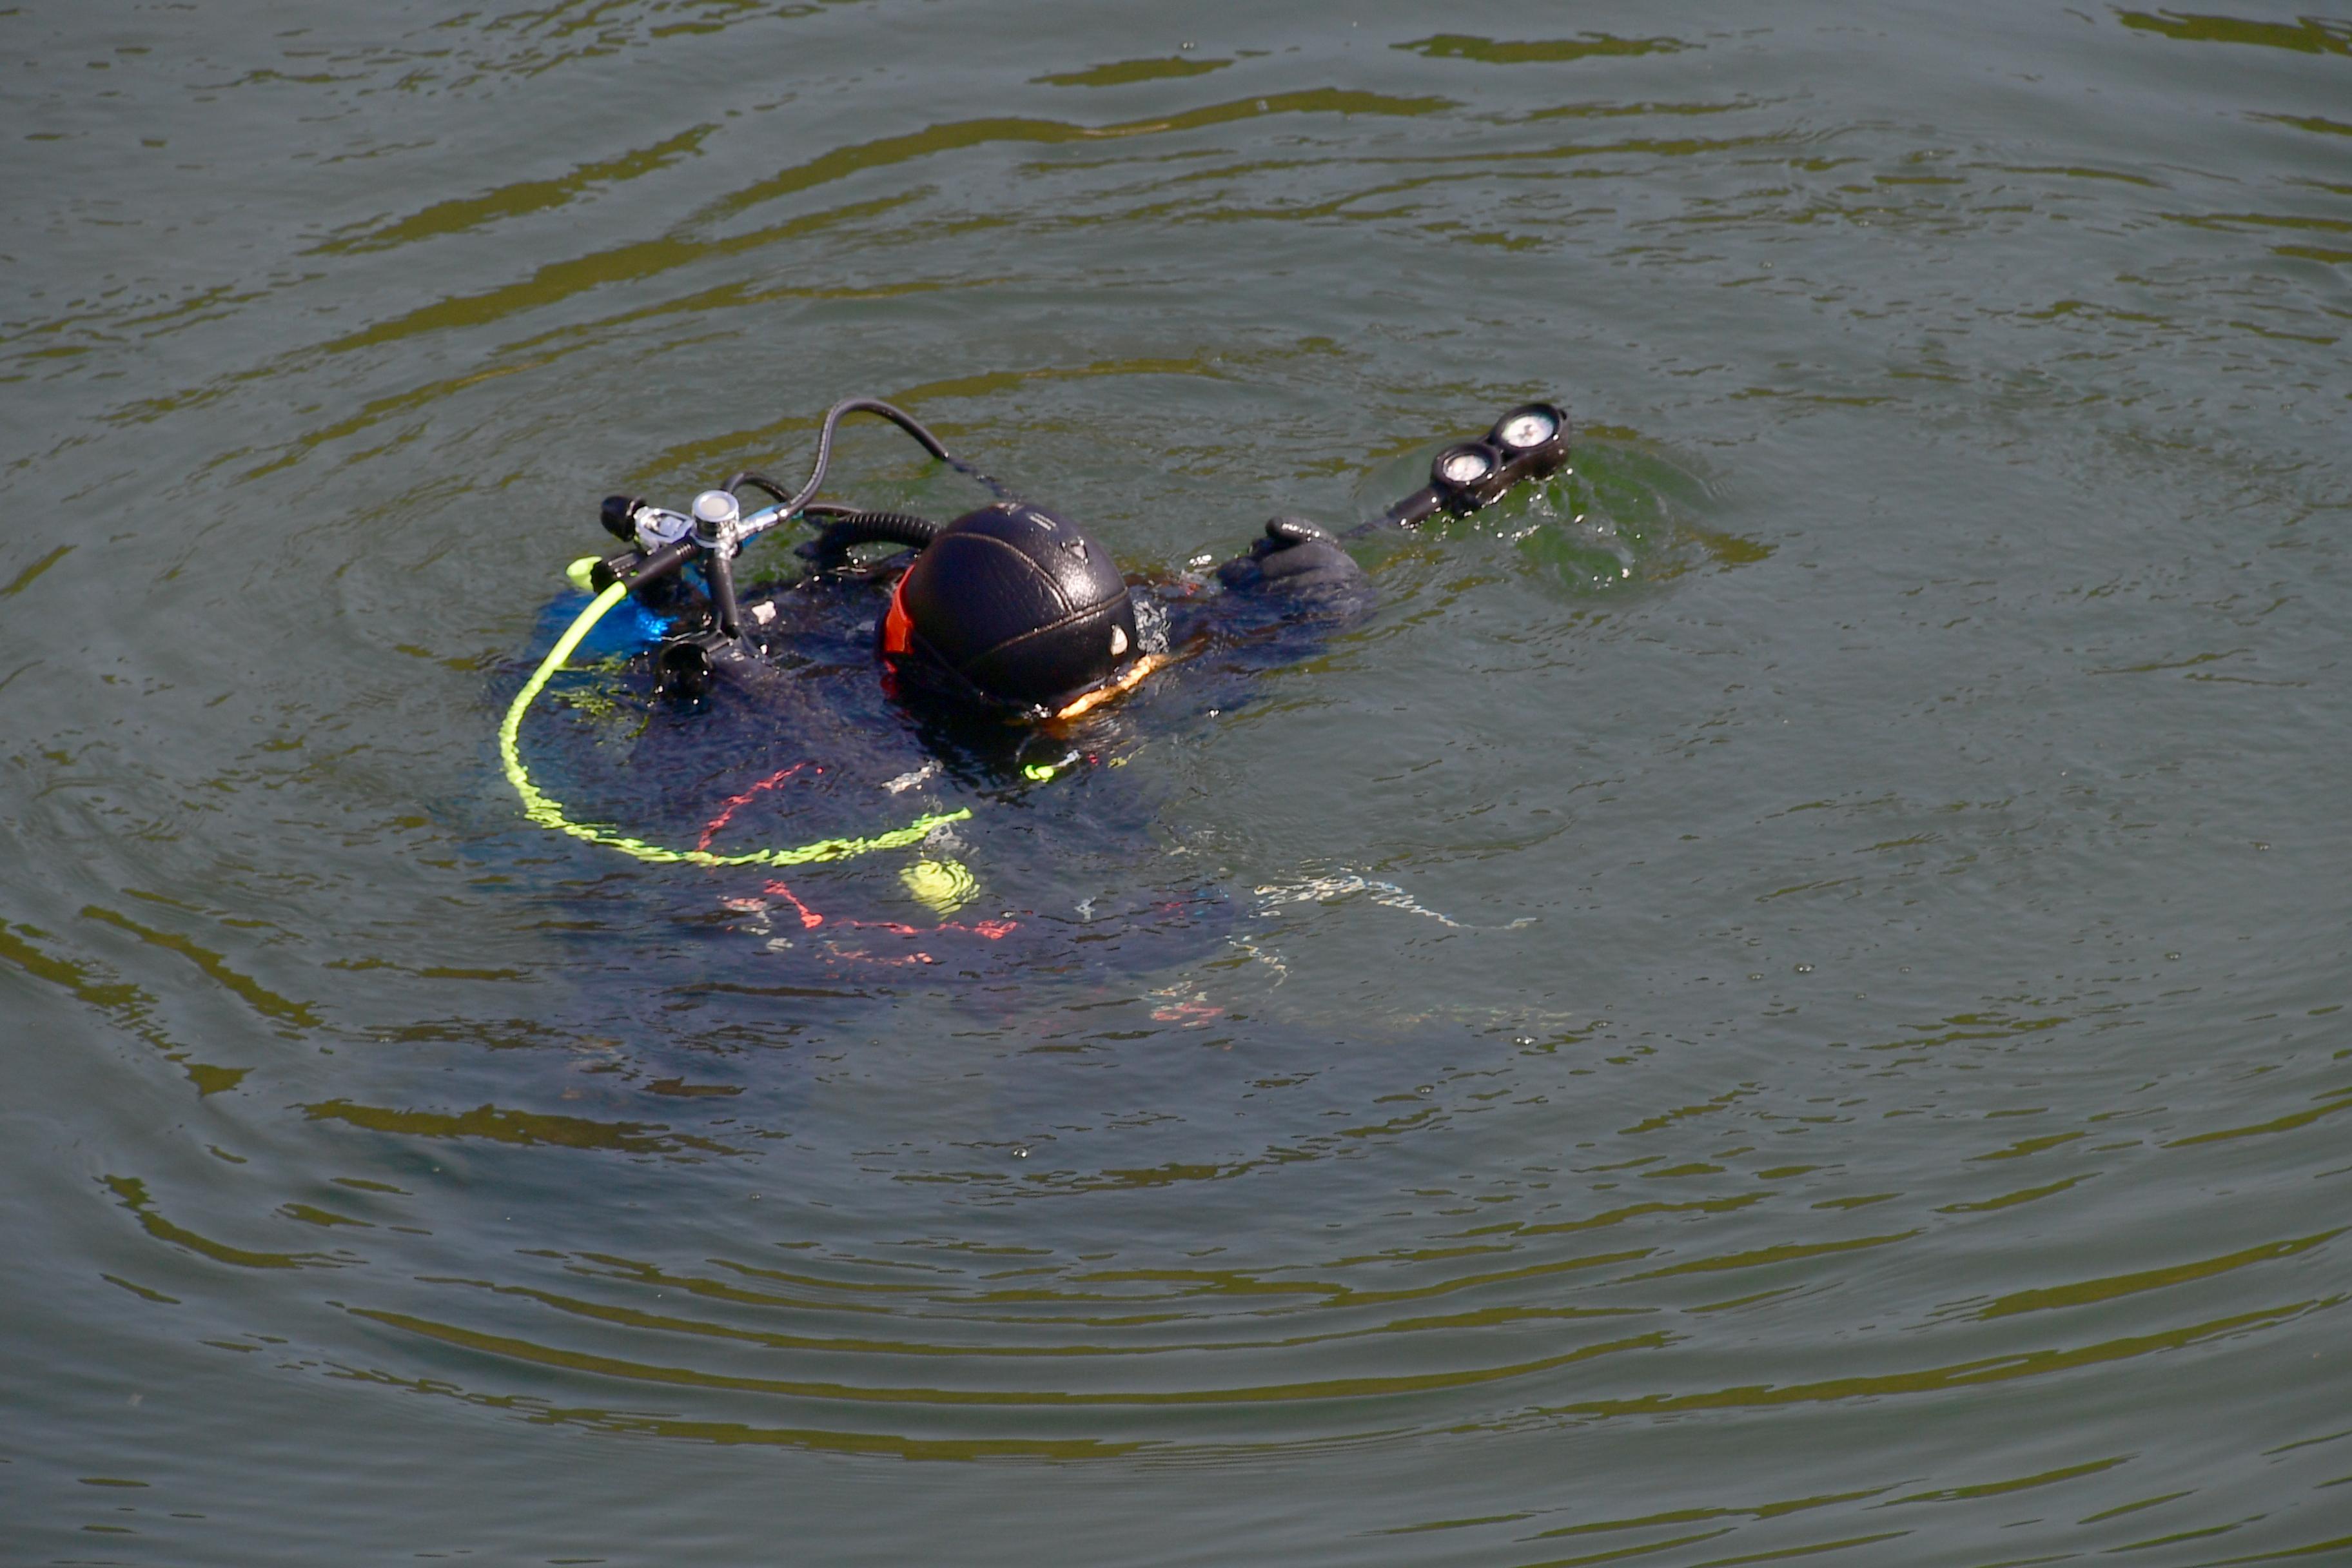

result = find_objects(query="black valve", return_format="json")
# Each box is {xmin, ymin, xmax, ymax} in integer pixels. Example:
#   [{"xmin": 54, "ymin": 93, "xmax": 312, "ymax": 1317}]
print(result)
[
  {"xmin": 654, "ymin": 632, "xmax": 727, "ymax": 700},
  {"xmin": 600, "ymin": 494, "xmax": 645, "ymax": 544}
]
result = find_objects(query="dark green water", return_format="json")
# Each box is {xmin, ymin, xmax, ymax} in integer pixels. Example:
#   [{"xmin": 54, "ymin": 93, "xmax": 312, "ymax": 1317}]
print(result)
[{"xmin": 6, "ymin": 3, "xmax": 2349, "ymax": 1562}]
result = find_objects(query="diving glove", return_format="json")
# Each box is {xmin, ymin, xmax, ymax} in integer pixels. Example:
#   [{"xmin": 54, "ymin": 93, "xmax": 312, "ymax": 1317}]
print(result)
[{"xmin": 1215, "ymin": 516, "xmax": 1366, "ymax": 596}]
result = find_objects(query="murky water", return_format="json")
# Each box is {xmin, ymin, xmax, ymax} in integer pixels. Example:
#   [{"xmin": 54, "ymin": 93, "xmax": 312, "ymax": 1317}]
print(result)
[{"xmin": 6, "ymin": 3, "xmax": 2349, "ymax": 1562}]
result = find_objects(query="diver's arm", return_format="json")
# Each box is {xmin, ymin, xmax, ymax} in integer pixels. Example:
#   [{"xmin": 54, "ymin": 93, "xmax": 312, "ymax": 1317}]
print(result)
[
  {"xmin": 1152, "ymin": 516, "xmax": 1373, "ymax": 703},
  {"xmin": 1206, "ymin": 396, "xmax": 1571, "ymax": 607}
]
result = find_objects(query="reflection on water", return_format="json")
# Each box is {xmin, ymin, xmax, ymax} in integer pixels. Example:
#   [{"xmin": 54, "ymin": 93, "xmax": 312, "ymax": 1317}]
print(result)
[{"xmin": 5, "ymin": 1, "xmax": 2350, "ymax": 1562}]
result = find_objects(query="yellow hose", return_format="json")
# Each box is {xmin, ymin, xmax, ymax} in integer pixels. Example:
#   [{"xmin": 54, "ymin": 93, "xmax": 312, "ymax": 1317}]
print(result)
[{"xmin": 497, "ymin": 581, "xmax": 970, "ymax": 868}]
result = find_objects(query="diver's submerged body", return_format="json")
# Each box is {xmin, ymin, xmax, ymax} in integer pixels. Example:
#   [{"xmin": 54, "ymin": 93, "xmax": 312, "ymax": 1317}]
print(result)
[{"xmin": 516, "ymin": 398, "xmax": 1569, "ymax": 971}]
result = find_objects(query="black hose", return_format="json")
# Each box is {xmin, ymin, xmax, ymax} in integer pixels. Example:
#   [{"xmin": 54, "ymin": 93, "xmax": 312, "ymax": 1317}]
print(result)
[
  {"xmin": 707, "ymin": 536, "xmax": 743, "ymax": 638},
  {"xmin": 774, "ymin": 398, "xmax": 1012, "ymax": 519},
  {"xmin": 800, "ymin": 507, "xmax": 941, "ymax": 553},
  {"xmin": 943, "ymin": 451, "xmax": 1012, "ymax": 501},
  {"xmin": 589, "ymin": 536, "xmax": 698, "ymax": 593},
  {"xmin": 724, "ymin": 470, "xmax": 794, "ymax": 505}
]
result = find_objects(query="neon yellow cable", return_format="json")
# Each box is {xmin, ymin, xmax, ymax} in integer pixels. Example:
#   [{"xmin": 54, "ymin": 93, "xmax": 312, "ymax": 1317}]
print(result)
[{"xmin": 498, "ymin": 582, "xmax": 970, "ymax": 867}]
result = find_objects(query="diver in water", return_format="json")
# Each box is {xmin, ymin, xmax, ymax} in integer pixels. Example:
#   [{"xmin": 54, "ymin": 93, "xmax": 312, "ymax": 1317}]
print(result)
[
  {"xmin": 507, "ymin": 397, "xmax": 1569, "ymax": 975},
  {"xmin": 583, "ymin": 396, "xmax": 1568, "ymax": 716}
]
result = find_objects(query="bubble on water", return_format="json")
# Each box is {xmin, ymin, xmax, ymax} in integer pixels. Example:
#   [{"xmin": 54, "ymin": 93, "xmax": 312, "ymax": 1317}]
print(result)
[
  {"xmin": 1794, "ymin": 963, "xmax": 1814, "ymax": 974},
  {"xmin": 1748, "ymin": 972, "xmax": 1763, "ymax": 981},
  {"xmin": 1013, "ymin": 1146, "xmax": 1029, "ymax": 1159}
]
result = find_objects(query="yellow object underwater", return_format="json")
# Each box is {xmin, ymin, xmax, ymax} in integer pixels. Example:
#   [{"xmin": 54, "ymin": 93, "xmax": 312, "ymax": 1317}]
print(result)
[{"xmin": 901, "ymin": 858, "xmax": 979, "ymax": 914}]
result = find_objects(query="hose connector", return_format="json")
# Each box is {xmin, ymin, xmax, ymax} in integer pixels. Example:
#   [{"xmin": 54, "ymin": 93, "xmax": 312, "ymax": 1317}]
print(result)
[{"xmin": 691, "ymin": 489, "xmax": 742, "ymax": 554}]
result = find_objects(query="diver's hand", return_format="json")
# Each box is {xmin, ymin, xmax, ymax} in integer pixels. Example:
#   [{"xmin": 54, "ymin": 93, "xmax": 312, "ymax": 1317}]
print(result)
[{"xmin": 1215, "ymin": 516, "xmax": 1366, "ymax": 595}]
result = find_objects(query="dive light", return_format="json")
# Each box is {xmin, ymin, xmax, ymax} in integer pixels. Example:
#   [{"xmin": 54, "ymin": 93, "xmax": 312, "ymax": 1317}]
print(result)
[{"xmin": 1373, "ymin": 401, "xmax": 1572, "ymax": 529}]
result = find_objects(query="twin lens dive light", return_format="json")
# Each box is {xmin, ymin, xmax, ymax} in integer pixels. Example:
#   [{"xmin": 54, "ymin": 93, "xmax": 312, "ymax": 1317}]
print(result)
[{"xmin": 1371, "ymin": 401, "xmax": 1573, "ymax": 530}]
